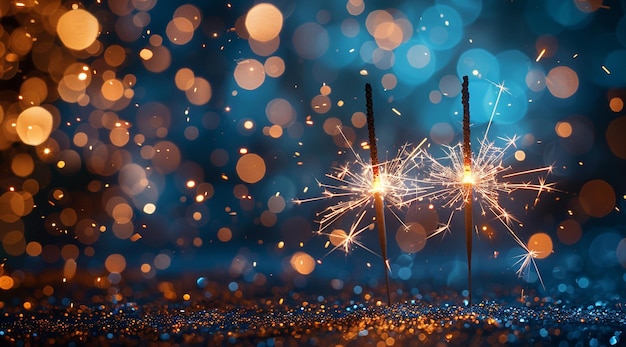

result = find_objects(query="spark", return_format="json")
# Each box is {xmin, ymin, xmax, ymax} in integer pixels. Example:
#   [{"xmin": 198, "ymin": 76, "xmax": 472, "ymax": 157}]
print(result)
[
  {"xmin": 535, "ymin": 48, "xmax": 546, "ymax": 62},
  {"xmin": 294, "ymin": 127, "xmax": 428, "ymax": 254},
  {"xmin": 421, "ymin": 81, "xmax": 555, "ymax": 287},
  {"xmin": 512, "ymin": 249, "xmax": 545, "ymax": 289},
  {"xmin": 601, "ymin": 65, "xmax": 611, "ymax": 75}
]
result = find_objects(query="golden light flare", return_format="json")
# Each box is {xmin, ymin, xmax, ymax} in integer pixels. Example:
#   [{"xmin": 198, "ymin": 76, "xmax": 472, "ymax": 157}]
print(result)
[
  {"xmin": 217, "ymin": 227, "xmax": 232, "ymax": 242},
  {"xmin": 290, "ymin": 251, "xmax": 315, "ymax": 275},
  {"xmin": 15, "ymin": 106, "xmax": 54, "ymax": 146},
  {"xmin": 609, "ymin": 97, "xmax": 624, "ymax": 112},
  {"xmin": 185, "ymin": 77, "xmax": 212, "ymax": 105},
  {"xmin": 527, "ymin": 233, "xmax": 553, "ymax": 259},
  {"xmin": 234, "ymin": 59, "xmax": 265, "ymax": 90},
  {"xmin": 555, "ymin": 121, "xmax": 573, "ymax": 138},
  {"xmin": 56, "ymin": 9, "xmax": 100, "ymax": 51},
  {"xmin": 104, "ymin": 254, "xmax": 127, "ymax": 273},
  {"xmin": 236, "ymin": 153, "xmax": 266, "ymax": 184},
  {"xmin": 245, "ymin": 3, "xmax": 283, "ymax": 42},
  {"xmin": 175, "ymin": 68, "xmax": 196, "ymax": 91},
  {"xmin": 546, "ymin": 66, "xmax": 579, "ymax": 99}
]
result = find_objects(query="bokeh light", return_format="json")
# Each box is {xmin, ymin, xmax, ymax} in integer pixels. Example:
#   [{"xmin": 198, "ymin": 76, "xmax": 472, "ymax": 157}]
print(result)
[{"xmin": 56, "ymin": 9, "xmax": 100, "ymax": 51}]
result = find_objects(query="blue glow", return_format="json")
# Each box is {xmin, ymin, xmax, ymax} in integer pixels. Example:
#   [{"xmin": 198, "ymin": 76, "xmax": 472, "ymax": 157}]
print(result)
[
  {"xmin": 524, "ymin": 0, "xmax": 564, "ymax": 35},
  {"xmin": 546, "ymin": 0, "xmax": 591, "ymax": 27},
  {"xmin": 436, "ymin": 0, "xmax": 482, "ymax": 24},
  {"xmin": 398, "ymin": 267, "xmax": 412, "ymax": 280},
  {"xmin": 588, "ymin": 230, "xmax": 621, "ymax": 268},
  {"xmin": 418, "ymin": 5, "xmax": 464, "ymax": 50},
  {"xmin": 484, "ymin": 81, "xmax": 528, "ymax": 125},
  {"xmin": 496, "ymin": 50, "xmax": 533, "ymax": 86},
  {"xmin": 456, "ymin": 48, "xmax": 500, "ymax": 82},
  {"xmin": 617, "ymin": 16, "xmax": 626, "ymax": 47},
  {"xmin": 320, "ymin": 25, "xmax": 361, "ymax": 69},
  {"xmin": 392, "ymin": 40, "xmax": 438, "ymax": 86},
  {"xmin": 576, "ymin": 277, "xmax": 589, "ymax": 289},
  {"xmin": 604, "ymin": 50, "xmax": 626, "ymax": 85}
]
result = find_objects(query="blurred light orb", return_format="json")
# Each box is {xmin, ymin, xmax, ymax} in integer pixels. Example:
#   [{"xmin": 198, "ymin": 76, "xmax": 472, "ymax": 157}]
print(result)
[
  {"xmin": 546, "ymin": 66, "xmax": 579, "ymax": 99},
  {"xmin": 609, "ymin": 97, "xmax": 624, "ymax": 113},
  {"xmin": 579, "ymin": 179, "xmax": 616, "ymax": 218},
  {"xmin": 104, "ymin": 254, "xmax": 126, "ymax": 273},
  {"xmin": 236, "ymin": 153, "xmax": 266, "ymax": 183},
  {"xmin": 185, "ymin": 77, "xmax": 212, "ymax": 105},
  {"xmin": 234, "ymin": 59, "xmax": 265, "ymax": 90},
  {"xmin": 57, "ymin": 9, "xmax": 100, "ymax": 51},
  {"xmin": 290, "ymin": 251, "xmax": 315, "ymax": 275},
  {"xmin": 557, "ymin": 219, "xmax": 582, "ymax": 245},
  {"xmin": 16, "ymin": 106, "xmax": 54, "ymax": 146},
  {"xmin": 617, "ymin": 238, "xmax": 626, "ymax": 268},
  {"xmin": 606, "ymin": 116, "xmax": 626, "ymax": 159},
  {"xmin": 264, "ymin": 56, "xmax": 285, "ymax": 78},
  {"xmin": 430, "ymin": 122, "xmax": 454, "ymax": 145},
  {"xmin": 407, "ymin": 44, "xmax": 431, "ymax": 68},
  {"xmin": 245, "ymin": 3, "xmax": 283, "ymax": 42},
  {"xmin": 395, "ymin": 223, "xmax": 427, "ymax": 253},
  {"xmin": 555, "ymin": 121, "xmax": 572, "ymax": 138},
  {"xmin": 292, "ymin": 22, "xmax": 329, "ymax": 60},
  {"xmin": 527, "ymin": 232, "xmax": 553, "ymax": 259},
  {"xmin": 589, "ymin": 231, "xmax": 621, "ymax": 268},
  {"xmin": 457, "ymin": 48, "xmax": 499, "ymax": 82},
  {"xmin": 419, "ymin": 5, "xmax": 463, "ymax": 50},
  {"xmin": 329, "ymin": 229, "xmax": 348, "ymax": 248}
]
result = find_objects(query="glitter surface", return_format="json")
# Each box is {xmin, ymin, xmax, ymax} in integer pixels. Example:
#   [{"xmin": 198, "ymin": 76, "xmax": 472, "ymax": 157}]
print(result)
[{"xmin": 1, "ymin": 298, "xmax": 624, "ymax": 346}]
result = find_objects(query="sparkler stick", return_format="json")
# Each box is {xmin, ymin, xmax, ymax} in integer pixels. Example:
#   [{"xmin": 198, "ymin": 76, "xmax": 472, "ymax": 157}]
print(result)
[
  {"xmin": 365, "ymin": 83, "xmax": 391, "ymax": 306},
  {"xmin": 461, "ymin": 76, "xmax": 473, "ymax": 305}
]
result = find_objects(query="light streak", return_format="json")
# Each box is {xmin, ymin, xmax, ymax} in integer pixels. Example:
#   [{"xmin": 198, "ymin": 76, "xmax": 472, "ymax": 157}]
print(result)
[{"xmin": 535, "ymin": 48, "xmax": 546, "ymax": 62}]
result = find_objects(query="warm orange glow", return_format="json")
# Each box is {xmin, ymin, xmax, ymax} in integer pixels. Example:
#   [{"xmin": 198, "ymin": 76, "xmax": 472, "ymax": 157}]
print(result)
[{"xmin": 57, "ymin": 9, "xmax": 100, "ymax": 50}]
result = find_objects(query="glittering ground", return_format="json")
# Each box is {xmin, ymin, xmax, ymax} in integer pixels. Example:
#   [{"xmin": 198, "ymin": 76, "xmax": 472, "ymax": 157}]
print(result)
[{"xmin": 1, "ymin": 297, "xmax": 624, "ymax": 346}]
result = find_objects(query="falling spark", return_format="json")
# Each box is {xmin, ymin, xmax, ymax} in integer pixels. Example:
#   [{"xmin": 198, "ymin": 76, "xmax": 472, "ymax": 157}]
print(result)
[
  {"xmin": 535, "ymin": 48, "xmax": 546, "ymax": 62},
  {"xmin": 601, "ymin": 65, "xmax": 611, "ymax": 75},
  {"xmin": 391, "ymin": 107, "xmax": 401, "ymax": 116}
]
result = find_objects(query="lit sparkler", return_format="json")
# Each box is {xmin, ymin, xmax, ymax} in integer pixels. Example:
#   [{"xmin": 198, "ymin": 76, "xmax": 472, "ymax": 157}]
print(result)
[
  {"xmin": 420, "ymin": 77, "xmax": 555, "ymax": 293},
  {"xmin": 461, "ymin": 76, "xmax": 474, "ymax": 304},
  {"xmin": 294, "ymin": 89, "xmax": 427, "ymax": 304}
]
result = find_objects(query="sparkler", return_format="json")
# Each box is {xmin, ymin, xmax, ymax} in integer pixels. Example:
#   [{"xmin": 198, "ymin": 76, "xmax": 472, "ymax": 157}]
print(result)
[
  {"xmin": 461, "ymin": 76, "xmax": 473, "ymax": 304},
  {"xmin": 294, "ymin": 88, "xmax": 428, "ymax": 305},
  {"xmin": 365, "ymin": 83, "xmax": 391, "ymax": 305},
  {"xmin": 420, "ymin": 77, "xmax": 556, "ymax": 294}
]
